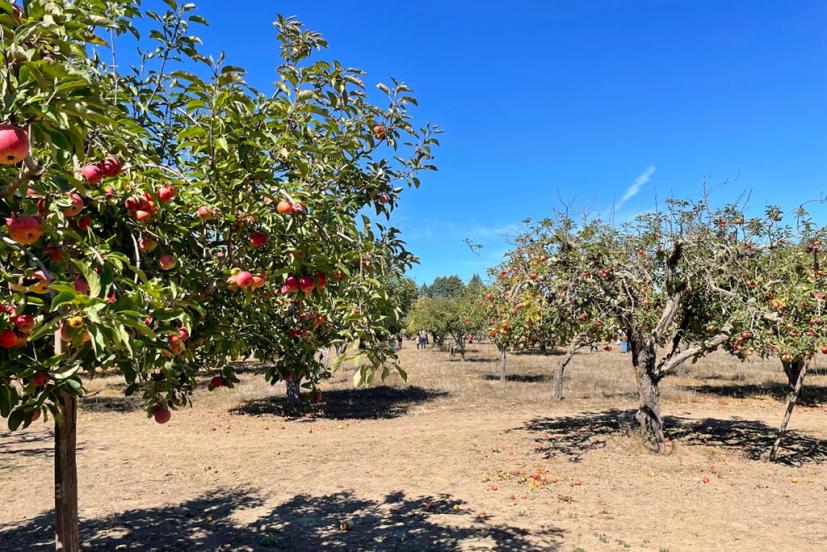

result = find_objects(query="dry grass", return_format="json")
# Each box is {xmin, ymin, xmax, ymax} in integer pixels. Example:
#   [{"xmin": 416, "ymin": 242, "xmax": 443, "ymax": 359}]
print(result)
[{"xmin": 1, "ymin": 342, "xmax": 826, "ymax": 551}]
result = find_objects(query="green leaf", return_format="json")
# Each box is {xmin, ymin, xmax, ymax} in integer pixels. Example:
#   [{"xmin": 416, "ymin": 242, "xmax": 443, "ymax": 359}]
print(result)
[
  {"xmin": 51, "ymin": 291, "xmax": 77, "ymax": 310},
  {"xmin": 0, "ymin": 386, "xmax": 19, "ymax": 417},
  {"xmin": 72, "ymin": 260, "xmax": 101, "ymax": 298},
  {"xmin": 8, "ymin": 408, "xmax": 24, "ymax": 431}
]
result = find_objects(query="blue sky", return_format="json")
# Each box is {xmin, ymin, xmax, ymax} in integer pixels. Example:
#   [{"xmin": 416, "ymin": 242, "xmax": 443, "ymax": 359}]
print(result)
[{"xmin": 138, "ymin": 1, "xmax": 827, "ymax": 284}]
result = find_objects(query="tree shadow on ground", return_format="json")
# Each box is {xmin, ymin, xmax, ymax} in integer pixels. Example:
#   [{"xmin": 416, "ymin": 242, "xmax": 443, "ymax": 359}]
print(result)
[
  {"xmin": 446, "ymin": 357, "xmax": 495, "ymax": 363},
  {"xmin": 520, "ymin": 409, "xmax": 827, "ymax": 466},
  {"xmin": 519, "ymin": 409, "xmax": 631, "ymax": 463},
  {"xmin": 510, "ymin": 349, "xmax": 564, "ymax": 356},
  {"xmin": 0, "ymin": 429, "xmax": 82, "ymax": 465},
  {"xmin": 80, "ymin": 394, "xmax": 143, "ymax": 414},
  {"xmin": 232, "ymin": 385, "xmax": 447, "ymax": 420},
  {"xmin": 0, "ymin": 489, "xmax": 564, "ymax": 551},
  {"xmin": 686, "ymin": 383, "xmax": 827, "ymax": 407},
  {"xmin": 481, "ymin": 374, "xmax": 548, "ymax": 383}
]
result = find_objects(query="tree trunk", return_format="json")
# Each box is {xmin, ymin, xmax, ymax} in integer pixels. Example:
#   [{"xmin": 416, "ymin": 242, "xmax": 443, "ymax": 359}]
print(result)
[
  {"xmin": 459, "ymin": 339, "xmax": 465, "ymax": 361},
  {"xmin": 551, "ymin": 347, "xmax": 577, "ymax": 401},
  {"xmin": 769, "ymin": 358, "xmax": 807, "ymax": 461},
  {"xmin": 633, "ymin": 341, "xmax": 666, "ymax": 453},
  {"xmin": 499, "ymin": 347, "xmax": 507, "ymax": 382},
  {"xmin": 55, "ymin": 390, "xmax": 79, "ymax": 552},
  {"xmin": 286, "ymin": 378, "xmax": 302, "ymax": 409}
]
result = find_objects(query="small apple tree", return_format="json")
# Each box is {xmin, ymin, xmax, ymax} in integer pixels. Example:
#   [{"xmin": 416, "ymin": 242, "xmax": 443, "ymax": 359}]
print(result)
[
  {"xmin": 501, "ymin": 215, "xmax": 619, "ymax": 399},
  {"xmin": 485, "ymin": 249, "xmax": 555, "ymax": 381},
  {"xmin": 724, "ymin": 205, "xmax": 827, "ymax": 459}
]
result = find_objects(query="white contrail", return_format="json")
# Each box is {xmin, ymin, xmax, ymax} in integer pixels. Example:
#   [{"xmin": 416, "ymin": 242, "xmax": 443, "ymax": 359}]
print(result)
[{"xmin": 616, "ymin": 164, "xmax": 656, "ymax": 209}]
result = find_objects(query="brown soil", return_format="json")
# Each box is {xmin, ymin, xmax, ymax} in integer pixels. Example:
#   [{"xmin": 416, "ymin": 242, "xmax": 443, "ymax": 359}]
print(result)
[{"xmin": 1, "ymin": 343, "xmax": 825, "ymax": 551}]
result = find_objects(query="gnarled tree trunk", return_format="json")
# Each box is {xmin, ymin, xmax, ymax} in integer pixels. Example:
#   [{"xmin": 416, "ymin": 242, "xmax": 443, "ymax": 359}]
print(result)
[
  {"xmin": 632, "ymin": 339, "xmax": 666, "ymax": 452},
  {"xmin": 55, "ymin": 390, "xmax": 79, "ymax": 552},
  {"xmin": 770, "ymin": 358, "xmax": 807, "ymax": 461},
  {"xmin": 551, "ymin": 346, "xmax": 577, "ymax": 401}
]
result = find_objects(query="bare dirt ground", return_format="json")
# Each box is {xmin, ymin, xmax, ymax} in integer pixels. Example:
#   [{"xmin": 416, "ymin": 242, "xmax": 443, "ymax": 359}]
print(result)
[{"xmin": 1, "ymin": 343, "xmax": 825, "ymax": 551}]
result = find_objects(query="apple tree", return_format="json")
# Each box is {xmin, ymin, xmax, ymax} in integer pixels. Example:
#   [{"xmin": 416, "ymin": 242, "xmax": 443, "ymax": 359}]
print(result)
[
  {"xmin": 724, "ymin": 205, "xmax": 827, "ymax": 459},
  {"xmin": 501, "ymin": 215, "xmax": 619, "ymax": 399},
  {"xmin": 485, "ymin": 244, "xmax": 559, "ymax": 381},
  {"xmin": 0, "ymin": 2, "xmax": 437, "ymax": 550},
  {"xmin": 572, "ymin": 199, "xmax": 749, "ymax": 452}
]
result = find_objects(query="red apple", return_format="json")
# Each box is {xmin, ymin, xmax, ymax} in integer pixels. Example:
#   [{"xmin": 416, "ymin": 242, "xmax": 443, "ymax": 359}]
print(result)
[
  {"xmin": 100, "ymin": 157, "xmax": 122, "ymax": 177},
  {"xmin": 158, "ymin": 254, "xmax": 176, "ymax": 271},
  {"xmin": 43, "ymin": 245, "xmax": 62, "ymax": 263},
  {"xmin": 59, "ymin": 323, "xmax": 75, "ymax": 343},
  {"xmin": 178, "ymin": 327, "xmax": 190, "ymax": 340},
  {"xmin": 0, "ymin": 329, "xmax": 16, "ymax": 348},
  {"xmin": 372, "ymin": 124, "xmax": 387, "ymax": 140},
  {"xmin": 378, "ymin": 193, "xmax": 390, "ymax": 204},
  {"xmin": 29, "ymin": 409, "xmax": 40, "ymax": 422},
  {"xmin": 235, "ymin": 271, "xmax": 253, "ymax": 289},
  {"xmin": 5, "ymin": 215, "xmax": 43, "ymax": 245},
  {"xmin": 292, "ymin": 202, "xmax": 306, "ymax": 214},
  {"xmin": 77, "ymin": 216, "xmax": 92, "ymax": 230},
  {"xmin": 312, "ymin": 391, "xmax": 323, "ymax": 403},
  {"xmin": 62, "ymin": 193, "xmax": 84, "ymax": 217},
  {"xmin": 249, "ymin": 232, "xmax": 267, "ymax": 247},
  {"xmin": 134, "ymin": 209, "xmax": 152, "ymax": 223},
  {"xmin": 251, "ymin": 273, "xmax": 266, "ymax": 289},
  {"xmin": 0, "ymin": 124, "xmax": 29, "ymax": 165},
  {"xmin": 314, "ymin": 271, "xmax": 327, "ymax": 289},
  {"xmin": 153, "ymin": 405, "xmax": 171, "ymax": 424},
  {"xmin": 226, "ymin": 275, "xmax": 239, "ymax": 291},
  {"xmin": 196, "ymin": 205, "xmax": 215, "ymax": 219},
  {"xmin": 168, "ymin": 335, "xmax": 186, "ymax": 355},
  {"xmin": 80, "ymin": 163, "xmax": 103, "ymax": 184},
  {"xmin": 139, "ymin": 237, "xmax": 158, "ymax": 251},
  {"xmin": 284, "ymin": 275, "xmax": 300, "ymax": 293},
  {"xmin": 208, "ymin": 376, "xmax": 225, "ymax": 390},
  {"xmin": 283, "ymin": 370, "xmax": 293, "ymax": 382},
  {"xmin": 32, "ymin": 371, "xmax": 49, "ymax": 387},
  {"xmin": 298, "ymin": 276, "xmax": 314, "ymax": 294},
  {"xmin": 14, "ymin": 314, "xmax": 34, "ymax": 332},
  {"xmin": 277, "ymin": 200, "xmax": 294, "ymax": 215},
  {"xmin": 73, "ymin": 276, "xmax": 89, "ymax": 295},
  {"xmin": 158, "ymin": 184, "xmax": 176, "ymax": 202}
]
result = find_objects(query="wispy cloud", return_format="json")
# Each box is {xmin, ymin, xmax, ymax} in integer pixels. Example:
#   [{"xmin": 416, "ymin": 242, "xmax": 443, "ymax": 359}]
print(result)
[
  {"xmin": 399, "ymin": 220, "xmax": 524, "ymax": 242},
  {"xmin": 468, "ymin": 222, "xmax": 525, "ymax": 239},
  {"xmin": 616, "ymin": 164, "xmax": 656, "ymax": 209}
]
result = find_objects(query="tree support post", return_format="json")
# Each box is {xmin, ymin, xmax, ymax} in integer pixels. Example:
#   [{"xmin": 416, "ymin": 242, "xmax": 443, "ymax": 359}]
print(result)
[{"xmin": 55, "ymin": 390, "xmax": 79, "ymax": 552}]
